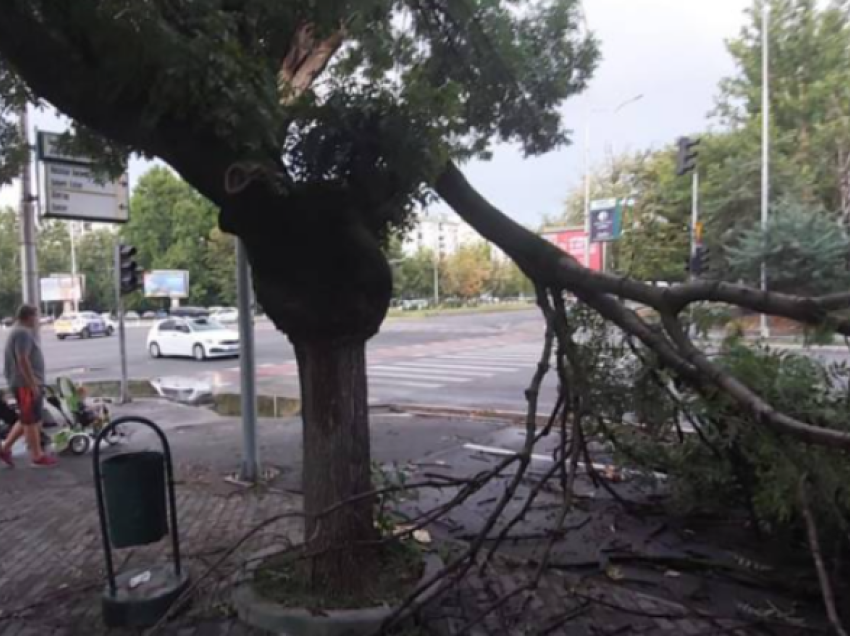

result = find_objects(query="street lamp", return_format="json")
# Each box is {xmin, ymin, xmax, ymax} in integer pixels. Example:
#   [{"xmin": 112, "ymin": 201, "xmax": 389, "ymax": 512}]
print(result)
[
  {"xmin": 760, "ymin": 3, "xmax": 771, "ymax": 338},
  {"xmin": 582, "ymin": 93, "xmax": 645, "ymax": 269}
]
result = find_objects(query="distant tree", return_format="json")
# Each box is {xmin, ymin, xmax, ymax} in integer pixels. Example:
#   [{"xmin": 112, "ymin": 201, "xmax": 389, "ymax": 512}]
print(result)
[
  {"xmin": 205, "ymin": 228, "xmax": 238, "ymax": 307},
  {"xmin": 77, "ymin": 229, "xmax": 118, "ymax": 312},
  {"xmin": 490, "ymin": 259, "xmax": 534, "ymax": 298},
  {"xmin": 0, "ymin": 207, "xmax": 19, "ymax": 318},
  {"xmin": 717, "ymin": 0, "xmax": 850, "ymax": 223},
  {"xmin": 395, "ymin": 248, "xmax": 437, "ymax": 300},
  {"xmin": 725, "ymin": 200, "xmax": 850, "ymax": 296},
  {"xmin": 442, "ymin": 243, "xmax": 492, "ymax": 299},
  {"xmin": 123, "ymin": 167, "xmax": 219, "ymax": 307}
]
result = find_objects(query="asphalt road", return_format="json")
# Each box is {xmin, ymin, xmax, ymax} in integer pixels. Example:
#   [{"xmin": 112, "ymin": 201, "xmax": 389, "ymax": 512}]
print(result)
[
  {"xmin": 0, "ymin": 309, "xmax": 554, "ymax": 412},
  {"xmin": 2, "ymin": 309, "xmax": 847, "ymax": 413}
]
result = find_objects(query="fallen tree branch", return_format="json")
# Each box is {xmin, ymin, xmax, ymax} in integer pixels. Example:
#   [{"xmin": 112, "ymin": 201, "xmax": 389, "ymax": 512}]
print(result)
[{"xmin": 799, "ymin": 476, "xmax": 849, "ymax": 636}]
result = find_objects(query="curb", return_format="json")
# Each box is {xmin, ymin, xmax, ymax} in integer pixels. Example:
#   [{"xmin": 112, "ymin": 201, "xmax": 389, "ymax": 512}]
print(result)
[{"xmin": 378, "ymin": 403, "xmax": 544, "ymax": 425}]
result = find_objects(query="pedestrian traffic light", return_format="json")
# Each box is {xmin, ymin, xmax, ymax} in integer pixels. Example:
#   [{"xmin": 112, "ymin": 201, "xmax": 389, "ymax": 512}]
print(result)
[
  {"xmin": 118, "ymin": 244, "xmax": 142, "ymax": 295},
  {"xmin": 676, "ymin": 136, "xmax": 700, "ymax": 176},
  {"xmin": 688, "ymin": 245, "xmax": 711, "ymax": 277}
]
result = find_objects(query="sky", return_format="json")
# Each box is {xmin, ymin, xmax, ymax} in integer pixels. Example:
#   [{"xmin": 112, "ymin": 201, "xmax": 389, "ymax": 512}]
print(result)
[{"xmin": 0, "ymin": 0, "xmax": 752, "ymax": 225}]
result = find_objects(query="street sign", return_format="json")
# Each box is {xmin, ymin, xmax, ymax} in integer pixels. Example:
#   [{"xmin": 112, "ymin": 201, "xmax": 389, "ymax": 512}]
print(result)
[
  {"xmin": 37, "ymin": 131, "xmax": 94, "ymax": 165},
  {"xmin": 144, "ymin": 270, "xmax": 190, "ymax": 299},
  {"xmin": 43, "ymin": 161, "xmax": 129, "ymax": 223},
  {"xmin": 589, "ymin": 199, "xmax": 624, "ymax": 242},
  {"xmin": 37, "ymin": 130, "xmax": 130, "ymax": 224}
]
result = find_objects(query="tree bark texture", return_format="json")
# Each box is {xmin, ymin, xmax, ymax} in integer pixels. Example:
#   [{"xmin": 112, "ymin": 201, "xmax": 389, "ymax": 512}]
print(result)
[{"xmin": 295, "ymin": 338, "xmax": 378, "ymax": 596}]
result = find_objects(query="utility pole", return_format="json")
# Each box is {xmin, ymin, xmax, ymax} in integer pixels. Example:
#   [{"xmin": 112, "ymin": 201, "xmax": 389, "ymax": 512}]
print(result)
[
  {"xmin": 433, "ymin": 222, "xmax": 442, "ymax": 306},
  {"xmin": 583, "ymin": 108, "xmax": 592, "ymax": 269},
  {"xmin": 236, "ymin": 238, "xmax": 259, "ymax": 483},
  {"xmin": 115, "ymin": 243, "xmax": 141, "ymax": 404},
  {"xmin": 69, "ymin": 222, "xmax": 79, "ymax": 312},
  {"xmin": 760, "ymin": 2, "xmax": 771, "ymax": 339},
  {"xmin": 113, "ymin": 245, "xmax": 129, "ymax": 404},
  {"xmin": 18, "ymin": 105, "xmax": 39, "ymax": 309}
]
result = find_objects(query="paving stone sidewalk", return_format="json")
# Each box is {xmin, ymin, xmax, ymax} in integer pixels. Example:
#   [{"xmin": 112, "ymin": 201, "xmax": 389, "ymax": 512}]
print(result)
[{"xmin": 0, "ymin": 404, "xmax": 796, "ymax": 635}]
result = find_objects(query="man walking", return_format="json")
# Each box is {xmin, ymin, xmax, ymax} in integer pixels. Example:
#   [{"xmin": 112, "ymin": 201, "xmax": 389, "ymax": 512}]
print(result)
[{"xmin": 1, "ymin": 304, "xmax": 57, "ymax": 467}]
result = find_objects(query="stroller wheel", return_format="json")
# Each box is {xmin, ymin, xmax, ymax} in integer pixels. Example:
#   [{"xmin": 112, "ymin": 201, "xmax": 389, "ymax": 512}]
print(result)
[
  {"xmin": 102, "ymin": 426, "xmax": 125, "ymax": 446},
  {"xmin": 69, "ymin": 434, "xmax": 91, "ymax": 455}
]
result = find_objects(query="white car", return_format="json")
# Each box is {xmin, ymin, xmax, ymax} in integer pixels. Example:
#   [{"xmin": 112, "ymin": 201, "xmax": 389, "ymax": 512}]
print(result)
[
  {"xmin": 54, "ymin": 312, "xmax": 112, "ymax": 339},
  {"xmin": 146, "ymin": 317, "xmax": 240, "ymax": 361}
]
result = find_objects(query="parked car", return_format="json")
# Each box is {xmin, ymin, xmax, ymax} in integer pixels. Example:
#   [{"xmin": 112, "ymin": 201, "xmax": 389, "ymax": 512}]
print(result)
[
  {"xmin": 54, "ymin": 312, "xmax": 111, "ymax": 339},
  {"xmin": 1, "ymin": 317, "xmax": 14, "ymax": 328},
  {"xmin": 142, "ymin": 311, "xmax": 157, "ymax": 320},
  {"xmin": 170, "ymin": 307, "xmax": 210, "ymax": 319},
  {"xmin": 155, "ymin": 309, "xmax": 169, "ymax": 319},
  {"xmin": 146, "ymin": 317, "xmax": 240, "ymax": 360},
  {"xmin": 125, "ymin": 311, "xmax": 141, "ymax": 321},
  {"xmin": 211, "ymin": 307, "xmax": 238, "ymax": 323},
  {"xmin": 399, "ymin": 299, "xmax": 431, "ymax": 311}
]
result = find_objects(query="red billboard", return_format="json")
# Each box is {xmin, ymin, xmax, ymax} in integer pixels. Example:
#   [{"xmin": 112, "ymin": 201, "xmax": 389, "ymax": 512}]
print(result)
[{"xmin": 542, "ymin": 228, "xmax": 603, "ymax": 271}]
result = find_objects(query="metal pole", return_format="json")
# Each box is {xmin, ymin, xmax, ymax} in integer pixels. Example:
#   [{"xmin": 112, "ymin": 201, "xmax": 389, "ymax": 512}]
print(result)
[
  {"xmin": 69, "ymin": 222, "xmax": 79, "ymax": 312},
  {"xmin": 433, "ymin": 257, "xmax": 440, "ymax": 306},
  {"xmin": 18, "ymin": 105, "xmax": 39, "ymax": 308},
  {"xmin": 690, "ymin": 171, "xmax": 700, "ymax": 337},
  {"xmin": 114, "ymin": 244, "xmax": 129, "ymax": 404},
  {"xmin": 760, "ymin": 2, "xmax": 771, "ymax": 339},
  {"xmin": 691, "ymin": 171, "xmax": 700, "ymax": 265},
  {"xmin": 236, "ymin": 238, "xmax": 259, "ymax": 483},
  {"xmin": 583, "ymin": 113, "xmax": 592, "ymax": 268}
]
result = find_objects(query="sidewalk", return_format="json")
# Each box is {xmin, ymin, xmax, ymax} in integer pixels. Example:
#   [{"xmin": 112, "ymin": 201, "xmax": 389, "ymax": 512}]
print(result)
[{"xmin": 0, "ymin": 401, "xmax": 814, "ymax": 635}]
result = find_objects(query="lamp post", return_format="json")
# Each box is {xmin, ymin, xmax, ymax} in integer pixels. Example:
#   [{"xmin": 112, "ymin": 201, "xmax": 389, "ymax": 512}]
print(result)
[
  {"xmin": 583, "ymin": 94, "xmax": 645, "ymax": 269},
  {"xmin": 760, "ymin": 2, "xmax": 771, "ymax": 339}
]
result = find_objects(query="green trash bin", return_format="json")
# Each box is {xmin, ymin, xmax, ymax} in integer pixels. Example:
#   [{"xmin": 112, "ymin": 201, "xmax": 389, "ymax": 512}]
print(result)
[{"xmin": 101, "ymin": 451, "xmax": 169, "ymax": 548}]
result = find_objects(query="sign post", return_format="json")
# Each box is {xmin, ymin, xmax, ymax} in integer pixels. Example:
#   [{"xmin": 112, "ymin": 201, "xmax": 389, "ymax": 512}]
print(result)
[{"xmin": 236, "ymin": 240, "xmax": 259, "ymax": 483}]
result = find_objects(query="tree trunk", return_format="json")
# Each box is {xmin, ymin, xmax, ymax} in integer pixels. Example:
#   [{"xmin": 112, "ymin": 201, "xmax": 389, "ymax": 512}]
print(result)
[{"xmin": 295, "ymin": 338, "xmax": 378, "ymax": 597}]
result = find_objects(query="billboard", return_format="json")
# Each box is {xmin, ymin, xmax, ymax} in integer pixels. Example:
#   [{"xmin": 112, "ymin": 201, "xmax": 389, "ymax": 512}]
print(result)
[
  {"xmin": 144, "ymin": 270, "xmax": 189, "ymax": 299},
  {"xmin": 41, "ymin": 275, "xmax": 83, "ymax": 302},
  {"xmin": 589, "ymin": 199, "xmax": 624, "ymax": 243},
  {"xmin": 541, "ymin": 228, "xmax": 603, "ymax": 271}
]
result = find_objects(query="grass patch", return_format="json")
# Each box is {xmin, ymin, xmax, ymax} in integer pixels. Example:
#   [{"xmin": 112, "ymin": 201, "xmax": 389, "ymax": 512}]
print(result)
[
  {"xmin": 254, "ymin": 542, "xmax": 425, "ymax": 611},
  {"xmin": 387, "ymin": 302, "xmax": 533, "ymax": 319}
]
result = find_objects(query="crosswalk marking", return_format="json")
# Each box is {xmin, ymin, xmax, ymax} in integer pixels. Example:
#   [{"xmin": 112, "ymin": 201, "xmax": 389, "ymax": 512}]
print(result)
[
  {"xmin": 368, "ymin": 369, "xmax": 471, "ymax": 383},
  {"xmin": 389, "ymin": 363, "xmax": 494, "ymax": 377},
  {"xmin": 438, "ymin": 354, "xmax": 537, "ymax": 362},
  {"xmin": 369, "ymin": 378, "xmax": 442, "ymax": 389},
  {"xmin": 400, "ymin": 362, "xmax": 523, "ymax": 372}
]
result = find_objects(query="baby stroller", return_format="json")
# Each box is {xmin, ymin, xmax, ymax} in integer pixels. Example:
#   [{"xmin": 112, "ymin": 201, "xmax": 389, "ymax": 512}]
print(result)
[{"xmin": 44, "ymin": 377, "xmax": 124, "ymax": 455}]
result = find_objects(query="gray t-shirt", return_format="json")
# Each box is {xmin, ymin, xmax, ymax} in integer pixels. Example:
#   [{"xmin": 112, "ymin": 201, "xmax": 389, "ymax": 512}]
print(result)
[{"xmin": 3, "ymin": 325, "xmax": 45, "ymax": 388}]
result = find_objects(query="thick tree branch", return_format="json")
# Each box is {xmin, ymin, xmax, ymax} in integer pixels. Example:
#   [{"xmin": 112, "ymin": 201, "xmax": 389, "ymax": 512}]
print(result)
[
  {"xmin": 660, "ymin": 312, "xmax": 850, "ymax": 449},
  {"xmin": 435, "ymin": 162, "xmax": 850, "ymax": 335},
  {"xmin": 436, "ymin": 161, "xmax": 850, "ymax": 450},
  {"xmin": 279, "ymin": 23, "xmax": 345, "ymax": 104}
]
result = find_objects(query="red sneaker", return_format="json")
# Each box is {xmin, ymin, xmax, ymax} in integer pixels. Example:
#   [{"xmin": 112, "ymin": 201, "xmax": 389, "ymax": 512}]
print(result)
[
  {"xmin": 31, "ymin": 455, "xmax": 58, "ymax": 468},
  {"xmin": 0, "ymin": 448, "xmax": 14, "ymax": 468}
]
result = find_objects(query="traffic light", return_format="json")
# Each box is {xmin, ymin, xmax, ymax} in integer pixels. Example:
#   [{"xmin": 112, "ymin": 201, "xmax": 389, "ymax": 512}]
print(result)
[
  {"xmin": 118, "ymin": 244, "xmax": 142, "ymax": 295},
  {"xmin": 688, "ymin": 245, "xmax": 711, "ymax": 277},
  {"xmin": 676, "ymin": 136, "xmax": 700, "ymax": 176}
]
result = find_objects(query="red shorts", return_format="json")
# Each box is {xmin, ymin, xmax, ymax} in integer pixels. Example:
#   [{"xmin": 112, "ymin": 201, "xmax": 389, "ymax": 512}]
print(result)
[{"xmin": 14, "ymin": 387, "xmax": 43, "ymax": 425}]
